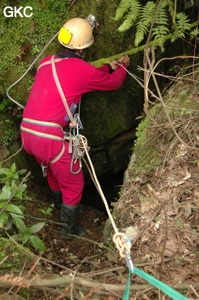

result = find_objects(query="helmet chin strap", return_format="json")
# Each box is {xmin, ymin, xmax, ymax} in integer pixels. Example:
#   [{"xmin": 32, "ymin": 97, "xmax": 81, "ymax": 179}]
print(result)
[{"xmin": 76, "ymin": 49, "xmax": 87, "ymax": 60}]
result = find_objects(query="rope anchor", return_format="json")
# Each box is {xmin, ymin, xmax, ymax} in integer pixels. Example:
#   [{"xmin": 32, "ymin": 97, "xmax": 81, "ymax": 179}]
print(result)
[{"xmin": 112, "ymin": 232, "xmax": 134, "ymax": 274}]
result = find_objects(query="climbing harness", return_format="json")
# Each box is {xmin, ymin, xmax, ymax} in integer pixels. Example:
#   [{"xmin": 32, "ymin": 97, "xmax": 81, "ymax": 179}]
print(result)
[{"xmin": 50, "ymin": 54, "xmax": 87, "ymax": 174}]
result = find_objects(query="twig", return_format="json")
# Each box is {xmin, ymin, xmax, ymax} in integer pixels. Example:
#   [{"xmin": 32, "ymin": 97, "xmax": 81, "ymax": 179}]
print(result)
[
  {"xmin": 189, "ymin": 285, "xmax": 199, "ymax": 298},
  {"xmin": 55, "ymin": 283, "xmax": 72, "ymax": 300},
  {"xmin": 68, "ymin": 0, "xmax": 76, "ymax": 9},
  {"xmin": 0, "ymin": 146, "xmax": 23, "ymax": 165},
  {"xmin": 81, "ymin": 288, "xmax": 97, "ymax": 300},
  {"xmin": 143, "ymin": 47, "xmax": 157, "ymax": 124},
  {"xmin": 145, "ymin": 51, "xmax": 199, "ymax": 150},
  {"xmin": 137, "ymin": 66, "xmax": 199, "ymax": 86},
  {"xmin": 131, "ymin": 200, "xmax": 169, "ymax": 246}
]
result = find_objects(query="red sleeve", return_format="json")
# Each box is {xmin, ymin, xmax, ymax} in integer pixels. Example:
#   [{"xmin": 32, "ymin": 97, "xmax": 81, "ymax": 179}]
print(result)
[
  {"xmin": 85, "ymin": 63, "xmax": 127, "ymax": 92},
  {"xmin": 98, "ymin": 64, "xmax": 110, "ymax": 73}
]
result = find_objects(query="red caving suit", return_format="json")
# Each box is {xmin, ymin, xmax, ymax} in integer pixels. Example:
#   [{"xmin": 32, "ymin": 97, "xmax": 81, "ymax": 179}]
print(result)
[{"xmin": 21, "ymin": 50, "xmax": 127, "ymax": 205}]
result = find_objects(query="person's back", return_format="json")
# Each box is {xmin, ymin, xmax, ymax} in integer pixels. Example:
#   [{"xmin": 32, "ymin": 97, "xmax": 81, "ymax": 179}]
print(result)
[{"xmin": 23, "ymin": 52, "xmax": 127, "ymax": 127}]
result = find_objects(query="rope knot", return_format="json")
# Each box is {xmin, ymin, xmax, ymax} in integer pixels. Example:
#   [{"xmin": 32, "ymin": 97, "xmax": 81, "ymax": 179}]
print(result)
[{"xmin": 113, "ymin": 232, "xmax": 131, "ymax": 258}]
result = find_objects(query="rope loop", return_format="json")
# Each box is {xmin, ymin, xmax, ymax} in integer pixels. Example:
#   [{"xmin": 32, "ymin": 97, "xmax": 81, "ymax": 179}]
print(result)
[{"xmin": 113, "ymin": 232, "xmax": 131, "ymax": 258}]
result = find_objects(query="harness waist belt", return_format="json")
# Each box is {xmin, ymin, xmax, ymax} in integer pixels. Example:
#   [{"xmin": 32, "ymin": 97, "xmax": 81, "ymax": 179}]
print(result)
[
  {"xmin": 21, "ymin": 118, "xmax": 75, "ymax": 166},
  {"xmin": 21, "ymin": 125, "xmax": 64, "ymax": 141},
  {"xmin": 21, "ymin": 118, "xmax": 74, "ymax": 141},
  {"xmin": 23, "ymin": 118, "xmax": 62, "ymax": 128}
]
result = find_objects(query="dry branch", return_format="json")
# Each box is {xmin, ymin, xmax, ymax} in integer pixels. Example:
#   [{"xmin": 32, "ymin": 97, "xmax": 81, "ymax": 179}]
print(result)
[{"xmin": 0, "ymin": 274, "xmax": 198, "ymax": 296}]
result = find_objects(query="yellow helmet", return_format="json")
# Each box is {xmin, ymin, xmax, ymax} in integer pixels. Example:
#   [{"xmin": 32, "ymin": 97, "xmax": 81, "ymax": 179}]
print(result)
[{"xmin": 58, "ymin": 17, "xmax": 94, "ymax": 50}]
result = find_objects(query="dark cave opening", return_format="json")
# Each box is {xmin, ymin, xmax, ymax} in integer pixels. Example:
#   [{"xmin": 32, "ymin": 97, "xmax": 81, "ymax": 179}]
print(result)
[{"xmin": 81, "ymin": 171, "xmax": 124, "ymax": 212}]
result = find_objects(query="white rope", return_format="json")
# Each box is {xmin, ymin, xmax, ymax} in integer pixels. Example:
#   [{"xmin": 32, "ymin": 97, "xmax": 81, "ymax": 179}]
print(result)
[
  {"xmin": 79, "ymin": 135, "xmax": 132, "ymax": 258},
  {"xmin": 6, "ymin": 32, "xmax": 59, "ymax": 109}
]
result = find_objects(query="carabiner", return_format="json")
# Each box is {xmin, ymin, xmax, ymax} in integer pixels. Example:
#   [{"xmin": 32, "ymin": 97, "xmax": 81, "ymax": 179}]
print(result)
[
  {"xmin": 70, "ymin": 151, "xmax": 82, "ymax": 175},
  {"xmin": 125, "ymin": 251, "xmax": 134, "ymax": 274}
]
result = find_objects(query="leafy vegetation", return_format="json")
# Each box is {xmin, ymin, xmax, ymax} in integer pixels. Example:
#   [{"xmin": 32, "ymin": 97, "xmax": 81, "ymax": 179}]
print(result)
[
  {"xmin": 39, "ymin": 203, "xmax": 54, "ymax": 217},
  {"xmin": 12, "ymin": 218, "xmax": 45, "ymax": 251},
  {"xmin": 0, "ymin": 163, "xmax": 46, "ymax": 251},
  {"xmin": 113, "ymin": 0, "xmax": 199, "ymax": 50}
]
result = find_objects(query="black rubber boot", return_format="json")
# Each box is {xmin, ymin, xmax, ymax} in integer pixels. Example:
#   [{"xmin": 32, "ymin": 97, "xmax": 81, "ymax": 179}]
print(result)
[
  {"xmin": 52, "ymin": 190, "xmax": 62, "ymax": 210},
  {"xmin": 59, "ymin": 203, "xmax": 85, "ymax": 238}
]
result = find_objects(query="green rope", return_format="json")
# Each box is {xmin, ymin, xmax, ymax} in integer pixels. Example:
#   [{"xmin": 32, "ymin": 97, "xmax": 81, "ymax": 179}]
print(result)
[
  {"xmin": 122, "ymin": 270, "xmax": 132, "ymax": 300},
  {"xmin": 123, "ymin": 267, "xmax": 189, "ymax": 300}
]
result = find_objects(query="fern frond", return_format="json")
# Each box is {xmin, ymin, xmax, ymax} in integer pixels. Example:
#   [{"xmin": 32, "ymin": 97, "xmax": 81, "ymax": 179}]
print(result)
[
  {"xmin": 134, "ymin": 1, "xmax": 156, "ymax": 47},
  {"xmin": 171, "ymin": 31, "xmax": 185, "ymax": 43},
  {"xmin": 190, "ymin": 27, "xmax": 199, "ymax": 38},
  {"xmin": 152, "ymin": 26, "xmax": 170, "ymax": 38},
  {"xmin": 176, "ymin": 12, "xmax": 191, "ymax": 31},
  {"xmin": 118, "ymin": 16, "xmax": 135, "ymax": 32},
  {"xmin": 171, "ymin": 13, "xmax": 191, "ymax": 42},
  {"xmin": 117, "ymin": 0, "xmax": 141, "ymax": 32},
  {"xmin": 151, "ymin": 0, "xmax": 169, "ymax": 47},
  {"xmin": 154, "ymin": 0, "xmax": 169, "ymax": 26},
  {"xmin": 113, "ymin": 0, "xmax": 131, "ymax": 21},
  {"xmin": 113, "ymin": 0, "xmax": 197, "ymax": 51}
]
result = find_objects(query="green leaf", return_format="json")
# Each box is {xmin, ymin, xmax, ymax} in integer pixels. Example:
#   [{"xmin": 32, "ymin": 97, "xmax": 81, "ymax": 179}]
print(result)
[
  {"xmin": 18, "ymin": 169, "xmax": 27, "ymax": 176},
  {"xmin": 47, "ymin": 207, "xmax": 53, "ymax": 215},
  {"xmin": 15, "ymin": 183, "xmax": 27, "ymax": 199},
  {"xmin": 112, "ymin": 0, "xmax": 131, "ymax": 21},
  {"xmin": 118, "ymin": 16, "xmax": 133, "ymax": 32},
  {"xmin": 22, "ymin": 233, "xmax": 31, "ymax": 244},
  {"xmin": 11, "ymin": 163, "xmax": 16, "ymax": 174},
  {"xmin": 12, "ymin": 216, "xmax": 27, "ymax": 234},
  {"xmin": 38, "ymin": 208, "xmax": 46, "ymax": 215},
  {"xmin": 6, "ymin": 203, "xmax": 24, "ymax": 218},
  {"xmin": 0, "ymin": 212, "xmax": 8, "ymax": 228},
  {"xmin": 30, "ymin": 235, "xmax": 46, "ymax": 251},
  {"xmin": 0, "ymin": 168, "xmax": 10, "ymax": 176},
  {"xmin": 176, "ymin": 220, "xmax": 183, "ymax": 228},
  {"xmin": 12, "ymin": 233, "xmax": 24, "ymax": 241},
  {"xmin": 0, "ymin": 201, "xmax": 6, "ymax": 209},
  {"xmin": 0, "ymin": 185, "xmax": 12, "ymax": 200},
  {"xmin": 30, "ymin": 222, "xmax": 45, "ymax": 234}
]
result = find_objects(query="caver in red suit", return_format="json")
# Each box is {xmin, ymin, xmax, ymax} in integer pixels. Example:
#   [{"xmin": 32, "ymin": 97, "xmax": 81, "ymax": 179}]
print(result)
[{"xmin": 20, "ymin": 17, "xmax": 130, "ymax": 237}]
